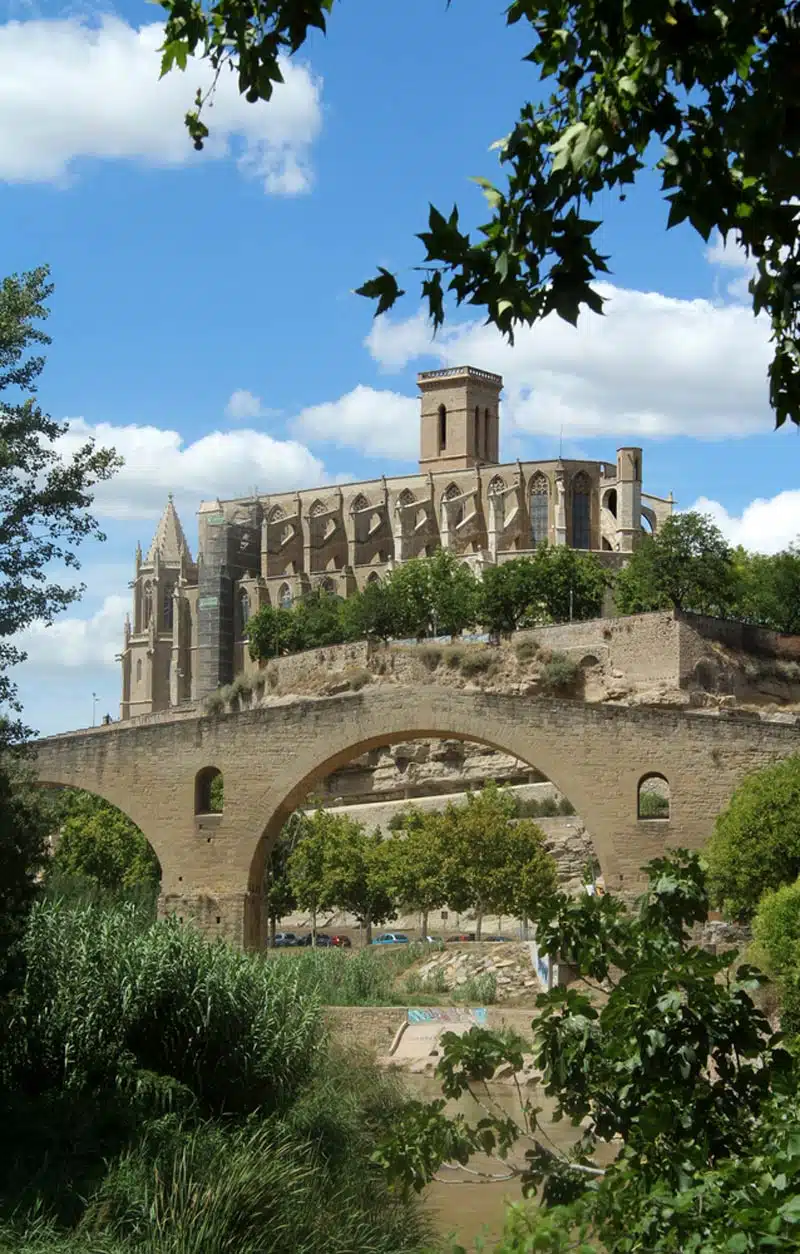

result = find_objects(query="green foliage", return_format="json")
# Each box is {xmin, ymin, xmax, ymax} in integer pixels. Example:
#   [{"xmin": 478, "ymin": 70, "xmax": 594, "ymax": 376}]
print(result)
[
  {"xmin": 706, "ymin": 755, "xmax": 800, "ymax": 921},
  {"xmin": 384, "ymin": 808, "xmax": 448, "ymax": 936},
  {"xmin": 638, "ymin": 789, "xmax": 669, "ymax": 818},
  {"xmin": 48, "ymin": 791, "xmax": 160, "ymax": 895},
  {"xmin": 0, "ymin": 756, "xmax": 56, "ymax": 994},
  {"xmin": 615, "ymin": 512, "xmax": 739, "ymax": 616},
  {"xmin": 753, "ymin": 878, "xmax": 800, "ymax": 1034},
  {"xmin": 288, "ymin": 809, "xmax": 396, "ymax": 942},
  {"xmin": 735, "ymin": 543, "xmax": 800, "ymax": 634},
  {"xmin": 0, "ymin": 267, "xmax": 119, "ymax": 743},
  {"xmin": 539, "ymin": 651, "xmax": 580, "ymax": 693},
  {"xmin": 439, "ymin": 782, "xmax": 558, "ymax": 938},
  {"xmin": 375, "ymin": 851, "xmax": 800, "ymax": 1250},
  {"xmin": 480, "ymin": 548, "xmax": 609, "ymax": 638},
  {"xmin": 452, "ymin": 972, "xmax": 497, "ymax": 1005}
]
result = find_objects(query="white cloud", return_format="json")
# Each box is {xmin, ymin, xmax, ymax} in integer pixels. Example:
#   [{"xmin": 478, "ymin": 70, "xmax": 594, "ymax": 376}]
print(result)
[
  {"xmin": 56, "ymin": 417, "xmax": 328, "ymax": 519},
  {"xmin": 689, "ymin": 492, "xmax": 800, "ymax": 555},
  {"xmin": 705, "ymin": 231, "xmax": 757, "ymax": 302},
  {"xmin": 16, "ymin": 592, "xmax": 127, "ymax": 672},
  {"xmin": 224, "ymin": 390, "xmax": 281, "ymax": 422},
  {"xmin": 0, "ymin": 17, "xmax": 322, "ymax": 192},
  {"xmin": 290, "ymin": 384, "xmax": 419, "ymax": 459},
  {"xmin": 365, "ymin": 283, "xmax": 773, "ymax": 440}
]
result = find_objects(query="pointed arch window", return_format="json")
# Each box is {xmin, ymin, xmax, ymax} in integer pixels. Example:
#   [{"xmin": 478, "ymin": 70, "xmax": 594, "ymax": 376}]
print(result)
[
  {"xmin": 268, "ymin": 505, "xmax": 285, "ymax": 523},
  {"xmin": 572, "ymin": 472, "xmax": 591, "ymax": 549},
  {"xmin": 530, "ymin": 472, "xmax": 549, "ymax": 546},
  {"xmin": 238, "ymin": 586, "xmax": 251, "ymax": 637},
  {"xmin": 162, "ymin": 582, "xmax": 174, "ymax": 632},
  {"xmin": 352, "ymin": 493, "xmax": 369, "ymax": 513},
  {"xmin": 136, "ymin": 658, "xmax": 142, "ymax": 683},
  {"xmin": 489, "ymin": 475, "xmax": 505, "ymax": 529},
  {"xmin": 443, "ymin": 482, "xmax": 464, "ymax": 528},
  {"xmin": 438, "ymin": 404, "xmax": 447, "ymax": 452},
  {"xmin": 278, "ymin": 583, "xmax": 292, "ymax": 610},
  {"xmin": 366, "ymin": 571, "xmax": 380, "ymax": 586},
  {"xmin": 320, "ymin": 576, "xmax": 336, "ymax": 595},
  {"xmin": 143, "ymin": 581, "xmax": 153, "ymax": 628}
]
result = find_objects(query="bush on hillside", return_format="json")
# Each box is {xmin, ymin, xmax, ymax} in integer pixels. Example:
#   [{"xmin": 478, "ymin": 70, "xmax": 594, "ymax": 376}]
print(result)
[
  {"xmin": 752, "ymin": 878, "xmax": 800, "ymax": 1034},
  {"xmin": 539, "ymin": 652, "xmax": 580, "ymax": 693},
  {"xmin": 706, "ymin": 755, "xmax": 800, "ymax": 920}
]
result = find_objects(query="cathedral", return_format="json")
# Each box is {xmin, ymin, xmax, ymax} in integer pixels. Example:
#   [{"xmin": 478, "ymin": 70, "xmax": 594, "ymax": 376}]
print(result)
[{"xmin": 119, "ymin": 365, "xmax": 673, "ymax": 718}]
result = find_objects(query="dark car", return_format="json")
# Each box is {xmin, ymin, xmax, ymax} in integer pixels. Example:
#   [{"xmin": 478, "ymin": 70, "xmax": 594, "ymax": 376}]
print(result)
[
  {"xmin": 273, "ymin": 932, "xmax": 299, "ymax": 948},
  {"xmin": 300, "ymin": 933, "xmax": 333, "ymax": 947},
  {"xmin": 446, "ymin": 932, "xmax": 476, "ymax": 943},
  {"xmin": 330, "ymin": 934, "xmax": 352, "ymax": 948},
  {"xmin": 483, "ymin": 935, "xmax": 511, "ymax": 943}
]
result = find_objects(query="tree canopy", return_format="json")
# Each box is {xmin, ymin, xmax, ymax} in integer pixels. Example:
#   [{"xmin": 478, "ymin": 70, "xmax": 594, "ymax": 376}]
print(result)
[
  {"xmin": 159, "ymin": 0, "xmax": 800, "ymax": 430},
  {"xmin": 615, "ymin": 511, "xmax": 740, "ymax": 616},
  {"xmin": 48, "ymin": 790, "xmax": 161, "ymax": 897}
]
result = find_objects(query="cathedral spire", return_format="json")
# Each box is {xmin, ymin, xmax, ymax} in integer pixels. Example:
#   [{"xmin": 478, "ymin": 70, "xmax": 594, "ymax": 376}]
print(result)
[{"xmin": 146, "ymin": 494, "xmax": 193, "ymax": 565}]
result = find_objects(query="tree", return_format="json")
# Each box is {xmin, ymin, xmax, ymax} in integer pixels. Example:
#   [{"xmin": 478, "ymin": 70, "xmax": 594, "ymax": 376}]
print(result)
[
  {"xmin": 426, "ymin": 549, "xmax": 479, "ymax": 638},
  {"xmin": 160, "ymin": 2, "xmax": 800, "ymax": 431},
  {"xmin": 737, "ymin": 544, "xmax": 800, "ymax": 634},
  {"xmin": 440, "ymin": 782, "xmax": 557, "ymax": 939},
  {"xmin": 706, "ymin": 755, "xmax": 800, "ymax": 922},
  {"xmin": 247, "ymin": 603, "xmax": 294, "ymax": 661},
  {"xmin": 386, "ymin": 558, "xmax": 437, "ymax": 640},
  {"xmin": 321, "ymin": 820, "xmax": 397, "ymax": 945},
  {"xmin": 263, "ymin": 811, "xmax": 306, "ymax": 946},
  {"xmin": 385, "ymin": 808, "xmax": 448, "ymax": 938},
  {"xmin": 375, "ymin": 851, "xmax": 800, "ymax": 1251},
  {"xmin": 479, "ymin": 557, "xmax": 543, "ymax": 637},
  {"xmin": 48, "ymin": 790, "xmax": 161, "ymax": 897},
  {"xmin": 532, "ymin": 544, "xmax": 609, "ymax": 624},
  {"xmin": 287, "ymin": 807, "xmax": 333, "ymax": 945},
  {"xmin": 0, "ymin": 267, "xmax": 120, "ymax": 745},
  {"xmin": 0, "ymin": 752, "xmax": 56, "ymax": 994},
  {"xmin": 752, "ymin": 878, "xmax": 800, "ymax": 1035},
  {"xmin": 615, "ymin": 512, "xmax": 739, "ymax": 616},
  {"xmin": 286, "ymin": 588, "xmax": 346, "ymax": 651},
  {"xmin": 341, "ymin": 578, "xmax": 399, "ymax": 643}
]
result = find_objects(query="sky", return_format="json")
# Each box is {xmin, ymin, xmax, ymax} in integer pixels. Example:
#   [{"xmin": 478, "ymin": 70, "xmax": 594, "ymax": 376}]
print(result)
[{"xmin": 3, "ymin": 0, "xmax": 799, "ymax": 736}]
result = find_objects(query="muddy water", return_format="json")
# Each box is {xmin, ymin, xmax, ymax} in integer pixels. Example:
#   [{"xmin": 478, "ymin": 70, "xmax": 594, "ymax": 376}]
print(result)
[{"xmin": 401, "ymin": 1075, "xmax": 598, "ymax": 1250}]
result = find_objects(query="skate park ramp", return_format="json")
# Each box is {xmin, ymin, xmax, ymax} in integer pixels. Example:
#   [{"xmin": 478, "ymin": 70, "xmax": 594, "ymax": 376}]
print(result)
[{"xmin": 389, "ymin": 1008, "xmax": 488, "ymax": 1063}]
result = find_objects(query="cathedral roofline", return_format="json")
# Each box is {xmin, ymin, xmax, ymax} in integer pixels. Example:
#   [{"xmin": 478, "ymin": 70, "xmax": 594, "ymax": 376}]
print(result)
[{"xmin": 146, "ymin": 494, "xmax": 193, "ymax": 565}]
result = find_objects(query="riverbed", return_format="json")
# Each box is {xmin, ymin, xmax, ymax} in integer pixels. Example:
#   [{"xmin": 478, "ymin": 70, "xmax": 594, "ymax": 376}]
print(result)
[{"xmin": 402, "ymin": 1074, "xmax": 608, "ymax": 1250}]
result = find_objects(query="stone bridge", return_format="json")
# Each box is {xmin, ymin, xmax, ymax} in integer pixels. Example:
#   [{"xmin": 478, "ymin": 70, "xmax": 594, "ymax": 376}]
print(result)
[{"xmin": 33, "ymin": 687, "xmax": 799, "ymax": 947}]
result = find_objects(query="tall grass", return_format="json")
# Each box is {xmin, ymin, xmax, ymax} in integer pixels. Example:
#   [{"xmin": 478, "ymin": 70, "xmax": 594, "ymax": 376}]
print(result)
[
  {"xmin": 0, "ymin": 902, "xmax": 431, "ymax": 1253},
  {"xmin": 269, "ymin": 941, "xmax": 441, "ymax": 1006}
]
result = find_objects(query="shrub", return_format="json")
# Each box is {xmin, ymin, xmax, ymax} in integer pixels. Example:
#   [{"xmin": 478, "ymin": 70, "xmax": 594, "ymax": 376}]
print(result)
[
  {"xmin": 706, "ymin": 755, "xmax": 800, "ymax": 920},
  {"xmin": 453, "ymin": 972, "xmax": 497, "ymax": 1005},
  {"xmin": 639, "ymin": 791, "xmax": 670, "ymax": 818},
  {"xmin": 204, "ymin": 691, "xmax": 226, "ymax": 716},
  {"xmin": 557, "ymin": 796, "xmax": 576, "ymax": 816},
  {"xmin": 459, "ymin": 650, "xmax": 496, "ymax": 677},
  {"xmin": 752, "ymin": 878, "xmax": 800, "ymax": 1034},
  {"xmin": 539, "ymin": 652, "xmax": 580, "ymax": 693},
  {"xmin": 343, "ymin": 667, "xmax": 372, "ymax": 692},
  {"xmin": 417, "ymin": 645, "xmax": 442, "ymax": 672},
  {"xmin": 514, "ymin": 638, "xmax": 539, "ymax": 664},
  {"xmin": 266, "ymin": 664, "xmax": 279, "ymax": 690},
  {"xmin": 444, "ymin": 646, "xmax": 465, "ymax": 669}
]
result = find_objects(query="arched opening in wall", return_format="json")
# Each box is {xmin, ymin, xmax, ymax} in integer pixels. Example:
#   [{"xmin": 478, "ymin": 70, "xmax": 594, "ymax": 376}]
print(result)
[
  {"xmin": 443, "ymin": 483, "xmax": 464, "ymax": 529},
  {"xmin": 249, "ymin": 725, "xmax": 602, "ymax": 950},
  {"xmin": 278, "ymin": 583, "xmax": 292, "ymax": 609},
  {"xmin": 269, "ymin": 505, "xmax": 286, "ymax": 523},
  {"xmin": 637, "ymin": 773, "xmax": 670, "ymax": 820},
  {"xmin": 143, "ymin": 581, "xmax": 153, "ymax": 628},
  {"xmin": 320, "ymin": 577, "xmax": 336, "ymax": 595},
  {"xmin": 38, "ymin": 785, "xmax": 162, "ymax": 916},
  {"xmin": 162, "ymin": 583, "xmax": 174, "ymax": 632},
  {"xmin": 488, "ymin": 476, "xmax": 505, "ymax": 529},
  {"xmin": 530, "ymin": 472, "xmax": 549, "ymax": 546},
  {"xmin": 641, "ymin": 512, "xmax": 654, "ymax": 535},
  {"xmin": 438, "ymin": 404, "xmax": 447, "ymax": 452},
  {"xmin": 603, "ymin": 488, "xmax": 617, "ymax": 518},
  {"xmin": 571, "ymin": 472, "xmax": 591, "ymax": 549},
  {"xmin": 237, "ymin": 587, "xmax": 251, "ymax": 638},
  {"xmin": 366, "ymin": 571, "xmax": 380, "ymax": 586},
  {"xmin": 195, "ymin": 766, "xmax": 224, "ymax": 816},
  {"xmin": 602, "ymin": 538, "xmax": 613, "ymax": 551}
]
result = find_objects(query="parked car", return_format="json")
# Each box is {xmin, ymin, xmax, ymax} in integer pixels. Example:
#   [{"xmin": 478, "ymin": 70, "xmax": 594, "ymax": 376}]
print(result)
[
  {"xmin": 483, "ymin": 935, "xmax": 511, "ymax": 943},
  {"xmin": 446, "ymin": 932, "xmax": 476, "ymax": 943},
  {"xmin": 300, "ymin": 933, "xmax": 333, "ymax": 947},
  {"xmin": 371, "ymin": 932, "xmax": 410, "ymax": 945},
  {"xmin": 272, "ymin": 932, "xmax": 299, "ymax": 948},
  {"xmin": 330, "ymin": 934, "xmax": 352, "ymax": 948}
]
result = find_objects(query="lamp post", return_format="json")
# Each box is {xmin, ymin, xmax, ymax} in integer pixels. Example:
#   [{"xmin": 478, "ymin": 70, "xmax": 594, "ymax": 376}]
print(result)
[{"xmin": 92, "ymin": 692, "xmax": 98, "ymax": 727}]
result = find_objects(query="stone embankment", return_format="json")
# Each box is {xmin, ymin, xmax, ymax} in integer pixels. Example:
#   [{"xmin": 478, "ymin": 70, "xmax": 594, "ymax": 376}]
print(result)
[{"xmin": 407, "ymin": 942, "xmax": 541, "ymax": 1004}]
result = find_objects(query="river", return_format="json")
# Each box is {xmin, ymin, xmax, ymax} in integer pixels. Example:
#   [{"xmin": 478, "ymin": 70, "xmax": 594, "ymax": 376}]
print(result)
[{"xmin": 401, "ymin": 1074, "xmax": 609, "ymax": 1250}]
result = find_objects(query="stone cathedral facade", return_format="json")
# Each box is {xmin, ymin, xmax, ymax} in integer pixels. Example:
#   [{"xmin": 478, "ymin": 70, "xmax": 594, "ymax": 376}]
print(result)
[{"xmin": 119, "ymin": 365, "xmax": 673, "ymax": 718}]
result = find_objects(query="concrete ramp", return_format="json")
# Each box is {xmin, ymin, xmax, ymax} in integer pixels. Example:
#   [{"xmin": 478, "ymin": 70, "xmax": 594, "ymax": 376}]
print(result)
[{"xmin": 389, "ymin": 1008, "xmax": 487, "ymax": 1063}]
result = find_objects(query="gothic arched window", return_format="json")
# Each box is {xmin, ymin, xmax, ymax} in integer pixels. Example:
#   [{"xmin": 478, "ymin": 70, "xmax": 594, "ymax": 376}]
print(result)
[
  {"xmin": 352, "ymin": 493, "xmax": 369, "ymax": 513},
  {"xmin": 488, "ymin": 476, "xmax": 505, "ymax": 529},
  {"xmin": 367, "ymin": 571, "xmax": 380, "ymax": 586},
  {"xmin": 320, "ymin": 577, "xmax": 336, "ymax": 595},
  {"xmin": 268, "ymin": 505, "xmax": 285, "ymax": 523},
  {"xmin": 278, "ymin": 583, "xmax": 292, "ymax": 609},
  {"xmin": 530, "ymin": 472, "xmax": 549, "ymax": 547},
  {"xmin": 443, "ymin": 482, "xmax": 463, "ymax": 528},
  {"xmin": 438, "ymin": 404, "xmax": 447, "ymax": 451},
  {"xmin": 572, "ymin": 472, "xmax": 591, "ymax": 549},
  {"xmin": 398, "ymin": 489, "xmax": 415, "ymax": 507},
  {"xmin": 162, "ymin": 582, "xmax": 174, "ymax": 632},
  {"xmin": 238, "ymin": 586, "xmax": 250, "ymax": 636},
  {"xmin": 310, "ymin": 499, "xmax": 326, "ymax": 518},
  {"xmin": 143, "ymin": 581, "xmax": 153, "ymax": 628},
  {"xmin": 136, "ymin": 658, "xmax": 142, "ymax": 683}
]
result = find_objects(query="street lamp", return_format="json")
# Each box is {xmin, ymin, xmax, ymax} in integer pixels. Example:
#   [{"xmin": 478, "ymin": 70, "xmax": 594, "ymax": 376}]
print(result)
[{"xmin": 92, "ymin": 692, "xmax": 98, "ymax": 727}]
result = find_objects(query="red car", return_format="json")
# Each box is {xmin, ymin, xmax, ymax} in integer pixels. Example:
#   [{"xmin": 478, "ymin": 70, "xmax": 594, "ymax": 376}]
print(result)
[{"xmin": 330, "ymin": 934, "xmax": 352, "ymax": 948}]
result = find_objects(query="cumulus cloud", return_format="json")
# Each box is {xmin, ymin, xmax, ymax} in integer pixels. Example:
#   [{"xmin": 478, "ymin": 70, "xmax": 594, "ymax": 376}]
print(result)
[
  {"xmin": 365, "ymin": 283, "xmax": 773, "ymax": 441},
  {"xmin": 56, "ymin": 417, "xmax": 328, "ymax": 519},
  {"xmin": 290, "ymin": 384, "xmax": 419, "ymax": 460},
  {"xmin": 688, "ymin": 491, "xmax": 800, "ymax": 555},
  {"xmin": 705, "ymin": 231, "xmax": 757, "ymax": 302},
  {"xmin": 16, "ymin": 592, "xmax": 128, "ymax": 672},
  {"xmin": 224, "ymin": 390, "xmax": 281, "ymax": 421},
  {"xmin": 0, "ymin": 17, "xmax": 322, "ymax": 192}
]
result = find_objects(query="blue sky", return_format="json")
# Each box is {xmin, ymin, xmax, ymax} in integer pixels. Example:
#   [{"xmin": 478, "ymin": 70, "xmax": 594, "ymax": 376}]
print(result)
[{"xmin": 3, "ymin": 0, "xmax": 798, "ymax": 735}]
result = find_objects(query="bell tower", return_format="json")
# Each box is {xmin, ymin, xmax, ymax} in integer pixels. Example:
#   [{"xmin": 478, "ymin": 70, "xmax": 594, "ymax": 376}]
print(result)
[{"xmin": 418, "ymin": 366, "xmax": 503, "ymax": 473}]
